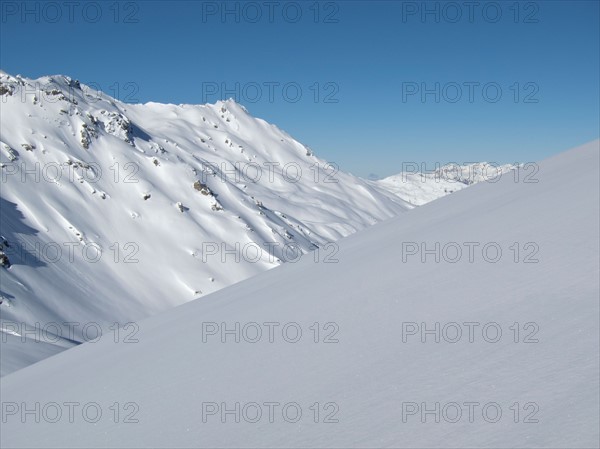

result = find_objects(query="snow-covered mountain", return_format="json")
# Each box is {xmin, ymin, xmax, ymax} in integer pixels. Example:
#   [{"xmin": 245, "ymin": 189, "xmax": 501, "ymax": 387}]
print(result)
[
  {"xmin": 1, "ymin": 140, "xmax": 597, "ymax": 448},
  {"xmin": 375, "ymin": 162, "xmax": 521, "ymax": 206},
  {"xmin": 0, "ymin": 71, "xmax": 411, "ymax": 376}
]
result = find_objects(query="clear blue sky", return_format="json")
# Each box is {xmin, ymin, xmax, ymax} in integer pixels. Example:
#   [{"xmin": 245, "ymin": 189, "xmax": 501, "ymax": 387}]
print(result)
[{"xmin": 1, "ymin": 0, "xmax": 598, "ymax": 177}]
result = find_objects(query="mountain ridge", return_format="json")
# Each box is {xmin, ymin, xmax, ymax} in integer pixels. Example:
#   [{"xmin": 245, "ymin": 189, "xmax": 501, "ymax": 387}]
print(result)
[{"xmin": 0, "ymin": 71, "xmax": 409, "ymax": 375}]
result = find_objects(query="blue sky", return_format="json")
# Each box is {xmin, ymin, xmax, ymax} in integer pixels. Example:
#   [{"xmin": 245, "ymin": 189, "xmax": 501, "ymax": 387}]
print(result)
[{"xmin": 1, "ymin": 0, "xmax": 598, "ymax": 177}]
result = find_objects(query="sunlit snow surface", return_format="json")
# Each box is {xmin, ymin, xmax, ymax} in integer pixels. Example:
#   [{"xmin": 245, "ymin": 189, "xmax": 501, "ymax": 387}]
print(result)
[
  {"xmin": 1, "ymin": 72, "xmax": 413, "ymax": 375},
  {"xmin": 1, "ymin": 138, "xmax": 598, "ymax": 447},
  {"xmin": 0, "ymin": 72, "xmax": 523, "ymax": 377}
]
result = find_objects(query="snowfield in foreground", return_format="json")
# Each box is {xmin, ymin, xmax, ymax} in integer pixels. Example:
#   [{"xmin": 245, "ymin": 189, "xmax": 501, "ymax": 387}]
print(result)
[{"xmin": 1, "ymin": 140, "xmax": 598, "ymax": 448}]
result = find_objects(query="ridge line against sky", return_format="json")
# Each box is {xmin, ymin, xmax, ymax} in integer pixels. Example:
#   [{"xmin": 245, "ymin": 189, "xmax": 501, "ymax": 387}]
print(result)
[{"xmin": 1, "ymin": 0, "xmax": 599, "ymax": 177}]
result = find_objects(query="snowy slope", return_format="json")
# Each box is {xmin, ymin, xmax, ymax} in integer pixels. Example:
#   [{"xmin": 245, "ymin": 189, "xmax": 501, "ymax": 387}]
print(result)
[
  {"xmin": 0, "ymin": 72, "xmax": 410, "ymax": 376},
  {"xmin": 1, "ymin": 140, "xmax": 597, "ymax": 448},
  {"xmin": 375, "ymin": 162, "xmax": 520, "ymax": 206}
]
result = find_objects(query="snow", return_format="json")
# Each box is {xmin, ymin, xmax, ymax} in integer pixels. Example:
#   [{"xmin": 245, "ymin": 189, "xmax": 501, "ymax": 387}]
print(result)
[
  {"xmin": 375, "ymin": 162, "xmax": 520, "ymax": 206},
  {"xmin": 0, "ymin": 72, "xmax": 534, "ymax": 378},
  {"xmin": 1, "ymin": 140, "xmax": 597, "ymax": 448},
  {"xmin": 0, "ymin": 72, "xmax": 410, "ymax": 375}
]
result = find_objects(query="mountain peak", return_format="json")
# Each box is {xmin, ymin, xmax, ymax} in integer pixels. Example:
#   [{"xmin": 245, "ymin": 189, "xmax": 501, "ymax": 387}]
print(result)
[{"xmin": 0, "ymin": 72, "xmax": 409, "ymax": 376}]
